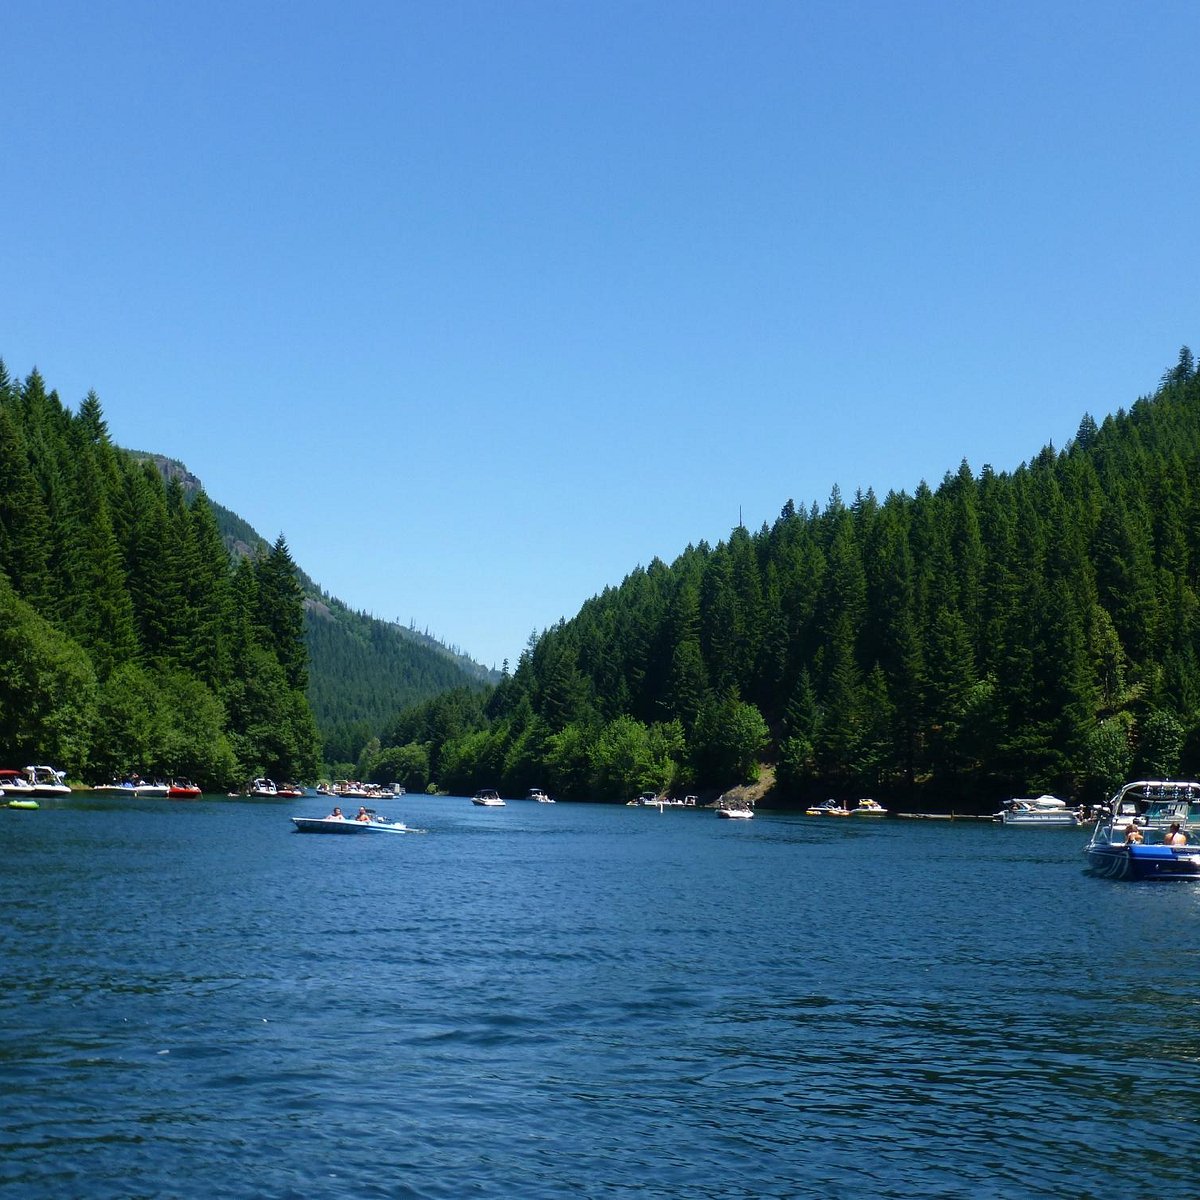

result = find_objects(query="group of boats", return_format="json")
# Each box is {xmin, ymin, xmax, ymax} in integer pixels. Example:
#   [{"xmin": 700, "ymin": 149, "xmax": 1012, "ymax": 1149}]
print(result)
[
  {"xmin": 0, "ymin": 766, "xmax": 69, "ymax": 808},
  {"xmin": 315, "ymin": 780, "xmax": 406, "ymax": 801},
  {"xmin": 804, "ymin": 798, "xmax": 888, "ymax": 817},
  {"xmin": 14, "ymin": 758, "xmax": 1200, "ymax": 883},
  {"xmin": 469, "ymin": 788, "xmax": 557, "ymax": 806},
  {"xmin": 93, "ymin": 777, "xmax": 204, "ymax": 799},
  {"xmin": 627, "ymin": 793, "xmax": 698, "ymax": 808}
]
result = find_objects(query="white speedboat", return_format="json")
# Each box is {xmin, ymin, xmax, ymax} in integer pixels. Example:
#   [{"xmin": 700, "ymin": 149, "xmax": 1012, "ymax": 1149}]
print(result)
[
  {"xmin": 527, "ymin": 788, "xmax": 555, "ymax": 803},
  {"xmin": 133, "ymin": 782, "xmax": 170, "ymax": 797},
  {"xmin": 850, "ymin": 798, "xmax": 887, "ymax": 816},
  {"xmin": 291, "ymin": 815, "xmax": 418, "ymax": 835},
  {"xmin": 23, "ymin": 765, "xmax": 72, "ymax": 797},
  {"xmin": 716, "ymin": 805, "xmax": 754, "ymax": 819},
  {"xmin": 472, "ymin": 789, "xmax": 505, "ymax": 806},
  {"xmin": 249, "ymin": 778, "xmax": 279, "ymax": 798}
]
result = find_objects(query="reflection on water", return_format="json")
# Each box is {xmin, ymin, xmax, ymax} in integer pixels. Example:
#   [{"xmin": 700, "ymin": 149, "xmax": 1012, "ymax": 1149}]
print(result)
[{"xmin": 3, "ymin": 798, "xmax": 1200, "ymax": 1197}]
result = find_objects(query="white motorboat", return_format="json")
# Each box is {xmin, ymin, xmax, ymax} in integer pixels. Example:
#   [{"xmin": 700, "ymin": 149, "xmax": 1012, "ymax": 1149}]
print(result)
[
  {"xmin": 716, "ymin": 805, "xmax": 754, "ymax": 819},
  {"xmin": 133, "ymin": 782, "xmax": 170, "ymax": 797},
  {"xmin": 472, "ymin": 789, "xmax": 505, "ymax": 806},
  {"xmin": 22, "ymin": 765, "xmax": 71, "ymax": 797},
  {"xmin": 291, "ymin": 814, "xmax": 419, "ymax": 835},
  {"xmin": 249, "ymin": 778, "xmax": 279, "ymax": 798},
  {"xmin": 1, "ymin": 770, "xmax": 38, "ymax": 797},
  {"xmin": 850, "ymin": 798, "xmax": 887, "ymax": 816},
  {"xmin": 527, "ymin": 788, "xmax": 555, "ymax": 803},
  {"xmin": 995, "ymin": 795, "xmax": 1080, "ymax": 826}
]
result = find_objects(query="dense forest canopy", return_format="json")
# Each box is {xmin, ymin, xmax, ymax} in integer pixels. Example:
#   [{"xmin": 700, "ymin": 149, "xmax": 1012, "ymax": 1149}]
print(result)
[
  {"xmin": 0, "ymin": 361, "xmax": 319, "ymax": 787},
  {"xmin": 366, "ymin": 347, "xmax": 1200, "ymax": 807}
]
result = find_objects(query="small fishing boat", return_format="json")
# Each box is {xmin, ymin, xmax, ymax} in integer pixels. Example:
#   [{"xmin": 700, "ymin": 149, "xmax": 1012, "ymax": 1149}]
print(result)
[
  {"xmin": 291, "ymin": 814, "xmax": 418, "ymax": 834},
  {"xmin": 1085, "ymin": 780, "xmax": 1200, "ymax": 880},
  {"xmin": 471, "ymin": 789, "xmax": 505, "ymax": 807}
]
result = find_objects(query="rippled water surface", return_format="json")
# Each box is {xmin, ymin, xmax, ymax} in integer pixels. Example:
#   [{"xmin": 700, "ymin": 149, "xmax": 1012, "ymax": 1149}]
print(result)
[{"xmin": 4, "ymin": 795, "xmax": 1200, "ymax": 1198}]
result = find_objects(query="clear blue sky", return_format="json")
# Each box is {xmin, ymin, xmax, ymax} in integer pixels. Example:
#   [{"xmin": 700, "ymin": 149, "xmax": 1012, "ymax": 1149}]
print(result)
[{"xmin": 5, "ymin": 1, "xmax": 1198, "ymax": 669}]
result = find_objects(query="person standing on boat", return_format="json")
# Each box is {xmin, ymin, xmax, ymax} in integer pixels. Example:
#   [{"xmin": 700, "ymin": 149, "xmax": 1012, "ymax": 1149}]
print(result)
[{"xmin": 1165, "ymin": 823, "xmax": 1188, "ymax": 846}]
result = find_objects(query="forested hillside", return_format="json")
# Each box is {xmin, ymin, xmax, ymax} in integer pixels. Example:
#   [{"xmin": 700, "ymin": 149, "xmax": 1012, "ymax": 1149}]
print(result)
[
  {"xmin": 131, "ymin": 453, "xmax": 499, "ymax": 770},
  {"xmin": 305, "ymin": 599, "xmax": 494, "ymax": 768},
  {"xmin": 375, "ymin": 348, "xmax": 1200, "ymax": 807},
  {"xmin": 0, "ymin": 361, "xmax": 319, "ymax": 787}
]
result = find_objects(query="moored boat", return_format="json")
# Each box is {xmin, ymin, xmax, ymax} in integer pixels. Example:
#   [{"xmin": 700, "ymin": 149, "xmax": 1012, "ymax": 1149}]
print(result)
[
  {"xmin": 850, "ymin": 798, "xmax": 887, "ymax": 816},
  {"xmin": 167, "ymin": 779, "xmax": 202, "ymax": 799},
  {"xmin": 1085, "ymin": 780, "xmax": 1200, "ymax": 880},
  {"xmin": 472, "ymin": 789, "xmax": 505, "ymax": 807},
  {"xmin": 1, "ymin": 769, "xmax": 39, "ymax": 800},
  {"xmin": 249, "ymin": 778, "xmax": 279, "ymax": 798},
  {"xmin": 22, "ymin": 765, "xmax": 71, "ymax": 797},
  {"xmin": 629, "ymin": 792, "xmax": 661, "ymax": 807},
  {"xmin": 996, "ymin": 794, "xmax": 1080, "ymax": 826},
  {"xmin": 805, "ymin": 799, "xmax": 851, "ymax": 817}
]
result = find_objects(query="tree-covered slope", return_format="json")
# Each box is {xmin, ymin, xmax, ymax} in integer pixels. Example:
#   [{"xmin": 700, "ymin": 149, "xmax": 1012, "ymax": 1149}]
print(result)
[
  {"xmin": 376, "ymin": 347, "xmax": 1200, "ymax": 807},
  {"xmin": 125, "ymin": 457, "xmax": 499, "ymax": 768},
  {"xmin": 0, "ymin": 363, "xmax": 319, "ymax": 787}
]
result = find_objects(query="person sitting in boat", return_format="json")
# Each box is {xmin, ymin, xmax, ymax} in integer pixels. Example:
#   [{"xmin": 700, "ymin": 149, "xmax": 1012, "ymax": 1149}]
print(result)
[
  {"xmin": 328, "ymin": 806, "xmax": 345, "ymax": 820},
  {"xmin": 1165, "ymin": 822, "xmax": 1188, "ymax": 847},
  {"xmin": 1125, "ymin": 823, "xmax": 1144, "ymax": 845},
  {"xmin": 355, "ymin": 806, "xmax": 372, "ymax": 823}
]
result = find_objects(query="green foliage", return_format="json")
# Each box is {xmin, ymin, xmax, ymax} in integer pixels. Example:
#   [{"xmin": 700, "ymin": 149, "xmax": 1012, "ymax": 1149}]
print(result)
[{"xmin": 0, "ymin": 575, "xmax": 97, "ymax": 770}]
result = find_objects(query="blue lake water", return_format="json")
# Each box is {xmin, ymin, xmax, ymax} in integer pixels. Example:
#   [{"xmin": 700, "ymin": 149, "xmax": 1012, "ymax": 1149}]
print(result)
[{"xmin": 3, "ymin": 795, "xmax": 1199, "ymax": 1198}]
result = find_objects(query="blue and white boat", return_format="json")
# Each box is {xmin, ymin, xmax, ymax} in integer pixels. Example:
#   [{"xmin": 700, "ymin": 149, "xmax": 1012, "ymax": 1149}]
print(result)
[
  {"xmin": 291, "ymin": 814, "xmax": 418, "ymax": 834},
  {"xmin": 1084, "ymin": 780, "xmax": 1200, "ymax": 880}
]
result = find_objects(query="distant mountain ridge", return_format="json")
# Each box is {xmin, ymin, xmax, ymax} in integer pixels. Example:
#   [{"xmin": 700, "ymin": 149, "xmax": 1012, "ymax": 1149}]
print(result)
[{"xmin": 131, "ymin": 452, "xmax": 499, "ymax": 752}]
